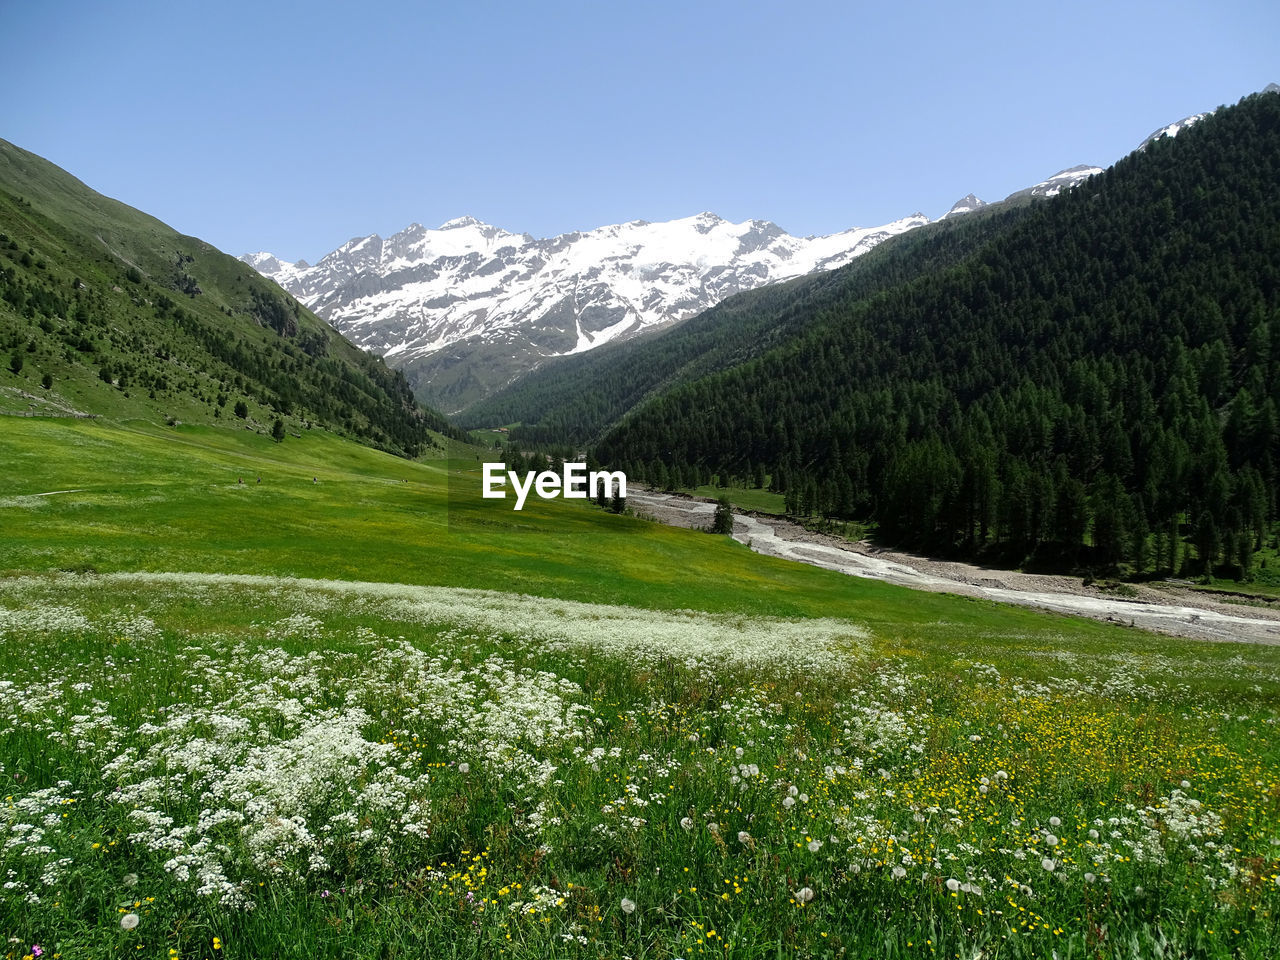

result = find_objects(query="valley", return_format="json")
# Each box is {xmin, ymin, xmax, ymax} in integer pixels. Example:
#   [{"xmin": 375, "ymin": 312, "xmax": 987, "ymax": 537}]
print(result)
[{"xmin": 2, "ymin": 23, "xmax": 1279, "ymax": 957}]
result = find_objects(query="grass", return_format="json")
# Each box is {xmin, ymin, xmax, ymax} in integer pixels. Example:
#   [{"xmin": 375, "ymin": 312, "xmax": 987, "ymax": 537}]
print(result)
[
  {"xmin": 0, "ymin": 418, "xmax": 1147, "ymax": 638},
  {"xmin": 676, "ymin": 484, "xmax": 785, "ymax": 516},
  {"xmin": 2, "ymin": 417, "xmax": 1279, "ymax": 959}
]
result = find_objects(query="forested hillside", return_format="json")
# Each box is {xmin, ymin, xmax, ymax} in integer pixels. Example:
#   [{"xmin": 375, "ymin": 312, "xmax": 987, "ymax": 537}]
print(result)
[
  {"xmin": 0, "ymin": 139, "xmax": 462, "ymax": 456},
  {"xmin": 461, "ymin": 202, "xmax": 1034, "ymax": 441},
  {"xmin": 593, "ymin": 92, "xmax": 1280, "ymax": 577}
]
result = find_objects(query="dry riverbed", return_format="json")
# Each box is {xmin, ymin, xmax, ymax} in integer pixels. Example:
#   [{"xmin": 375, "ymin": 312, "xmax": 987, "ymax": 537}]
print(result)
[{"xmin": 627, "ymin": 488, "xmax": 1280, "ymax": 644}]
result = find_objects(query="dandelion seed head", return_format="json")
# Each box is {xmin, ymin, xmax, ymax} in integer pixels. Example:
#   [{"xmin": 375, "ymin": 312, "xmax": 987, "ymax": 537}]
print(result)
[
  {"xmin": 121, "ymin": 913, "xmax": 140, "ymax": 930},
  {"xmin": 620, "ymin": 897, "xmax": 636, "ymax": 914}
]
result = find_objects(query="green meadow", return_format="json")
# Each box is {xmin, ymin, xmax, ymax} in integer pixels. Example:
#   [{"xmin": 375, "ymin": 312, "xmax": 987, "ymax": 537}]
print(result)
[{"xmin": 2, "ymin": 418, "xmax": 1279, "ymax": 960}]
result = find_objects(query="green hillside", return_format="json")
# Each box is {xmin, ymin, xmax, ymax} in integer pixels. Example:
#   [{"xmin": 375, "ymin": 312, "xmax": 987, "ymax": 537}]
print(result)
[
  {"xmin": 578, "ymin": 92, "xmax": 1280, "ymax": 578},
  {"xmin": 0, "ymin": 138, "xmax": 460, "ymax": 456}
]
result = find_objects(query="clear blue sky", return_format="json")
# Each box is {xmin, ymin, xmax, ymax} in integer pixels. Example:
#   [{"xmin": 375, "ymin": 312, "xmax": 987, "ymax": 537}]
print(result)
[{"xmin": 3, "ymin": 0, "xmax": 1276, "ymax": 261}]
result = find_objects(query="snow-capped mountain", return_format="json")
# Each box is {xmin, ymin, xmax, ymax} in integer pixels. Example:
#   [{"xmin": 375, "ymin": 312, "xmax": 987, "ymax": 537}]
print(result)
[
  {"xmin": 940, "ymin": 193, "xmax": 987, "ymax": 219},
  {"xmin": 245, "ymin": 211, "xmax": 927, "ymax": 410},
  {"xmin": 1004, "ymin": 164, "xmax": 1105, "ymax": 202},
  {"xmin": 1138, "ymin": 114, "xmax": 1210, "ymax": 151}
]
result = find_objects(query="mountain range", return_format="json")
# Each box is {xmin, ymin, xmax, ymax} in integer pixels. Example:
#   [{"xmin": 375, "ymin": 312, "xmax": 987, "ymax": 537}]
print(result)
[{"xmin": 243, "ymin": 167, "xmax": 1106, "ymax": 412}]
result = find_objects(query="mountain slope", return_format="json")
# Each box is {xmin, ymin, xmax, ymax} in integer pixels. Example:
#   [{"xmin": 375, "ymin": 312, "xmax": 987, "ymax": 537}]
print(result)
[
  {"xmin": 588, "ymin": 90, "xmax": 1280, "ymax": 576},
  {"xmin": 0, "ymin": 138, "xmax": 459, "ymax": 455}
]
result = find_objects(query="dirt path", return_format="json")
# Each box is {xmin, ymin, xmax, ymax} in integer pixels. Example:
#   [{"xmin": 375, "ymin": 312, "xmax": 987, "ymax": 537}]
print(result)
[{"xmin": 627, "ymin": 489, "xmax": 1280, "ymax": 644}]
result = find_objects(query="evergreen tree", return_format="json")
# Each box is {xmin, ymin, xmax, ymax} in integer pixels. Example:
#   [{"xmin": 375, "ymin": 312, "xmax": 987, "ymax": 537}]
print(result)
[{"xmin": 712, "ymin": 496, "xmax": 734, "ymax": 534}]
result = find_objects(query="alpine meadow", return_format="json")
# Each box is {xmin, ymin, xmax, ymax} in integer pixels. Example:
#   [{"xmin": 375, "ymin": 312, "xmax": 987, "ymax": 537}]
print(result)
[{"xmin": 3, "ymin": 8, "xmax": 1280, "ymax": 960}]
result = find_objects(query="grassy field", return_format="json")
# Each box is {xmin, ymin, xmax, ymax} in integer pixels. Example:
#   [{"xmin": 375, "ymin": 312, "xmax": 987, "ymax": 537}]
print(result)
[
  {"xmin": 676, "ymin": 485, "xmax": 786, "ymax": 516},
  {"xmin": 2, "ymin": 418, "xmax": 1279, "ymax": 959}
]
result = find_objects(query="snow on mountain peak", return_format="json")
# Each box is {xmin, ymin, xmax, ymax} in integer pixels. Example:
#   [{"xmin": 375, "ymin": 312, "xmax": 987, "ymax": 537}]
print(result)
[
  {"xmin": 1139, "ymin": 114, "xmax": 1210, "ymax": 151},
  {"xmin": 940, "ymin": 194, "xmax": 987, "ymax": 220}
]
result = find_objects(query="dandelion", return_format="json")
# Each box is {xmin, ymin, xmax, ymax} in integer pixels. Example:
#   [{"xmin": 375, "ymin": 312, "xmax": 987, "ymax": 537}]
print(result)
[
  {"xmin": 1045, "ymin": 834, "xmax": 1059, "ymax": 847},
  {"xmin": 795, "ymin": 886, "xmax": 814, "ymax": 903},
  {"xmin": 946, "ymin": 878, "xmax": 961, "ymax": 892},
  {"xmin": 123, "ymin": 873, "xmax": 138, "ymax": 887},
  {"xmin": 807, "ymin": 839, "xmax": 823, "ymax": 853},
  {"xmin": 788, "ymin": 785, "xmax": 799, "ymax": 797},
  {"xmin": 1041, "ymin": 858, "xmax": 1056, "ymax": 872},
  {"xmin": 680, "ymin": 817, "xmax": 694, "ymax": 831},
  {"xmin": 737, "ymin": 831, "xmax": 751, "ymax": 843},
  {"xmin": 892, "ymin": 866, "xmax": 907, "ymax": 879},
  {"xmin": 620, "ymin": 897, "xmax": 637, "ymax": 914},
  {"xmin": 798, "ymin": 793, "xmax": 809, "ymax": 803},
  {"xmin": 458, "ymin": 762, "xmax": 470, "ymax": 774},
  {"xmin": 782, "ymin": 796, "xmax": 796, "ymax": 809},
  {"xmin": 1084, "ymin": 873, "xmax": 1097, "ymax": 884},
  {"xmin": 1049, "ymin": 816, "xmax": 1061, "ymax": 827},
  {"xmin": 1180, "ymin": 780, "xmax": 1191, "ymax": 789},
  {"xmin": 995, "ymin": 770, "xmax": 1008, "ymax": 780},
  {"xmin": 121, "ymin": 913, "xmax": 140, "ymax": 930}
]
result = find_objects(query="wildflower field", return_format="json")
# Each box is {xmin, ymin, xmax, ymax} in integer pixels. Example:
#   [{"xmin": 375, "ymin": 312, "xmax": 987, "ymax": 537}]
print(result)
[{"xmin": 1, "ymin": 420, "xmax": 1279, "ymax": 958}]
